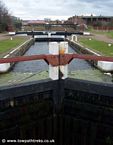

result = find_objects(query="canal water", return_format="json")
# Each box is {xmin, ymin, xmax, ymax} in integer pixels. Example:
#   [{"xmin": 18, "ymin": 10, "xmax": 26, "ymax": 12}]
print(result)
[
  {"xmin": 0, "ymin": 42, "xmax": 112, "ymax": 87},
  {"xmin": 12, "ymin": 42, "xmax": 92, "ymax": 73}
]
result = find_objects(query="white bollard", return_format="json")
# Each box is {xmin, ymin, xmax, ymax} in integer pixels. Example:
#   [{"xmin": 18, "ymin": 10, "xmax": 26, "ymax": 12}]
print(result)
[
  {"xmin": 97, "ymin": 61, "xmax": 113, "ymax": 71},
  {"xmin": 59, "ymin": 42, "xmax": 68, "ymax": 79},
  {"xmin": 49, "ymin": 42, "xmax": 59, "ymax": 80},
  {"xmin": 0, "ymin": 63, "xmax": 10, "ymax": 72},
  {"xmin": 71, "ymin": 35, "xmax": 77, "ymax": 42},
  {"xmin": 0, "ymin": 55, "xmax": 10, "ymax": 72}
]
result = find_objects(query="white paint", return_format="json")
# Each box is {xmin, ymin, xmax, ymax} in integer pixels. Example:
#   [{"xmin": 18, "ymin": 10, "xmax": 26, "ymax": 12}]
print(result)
[
  {"xmin": 60, "ymin": 41, "xmax": 68, "ymax": 54},
  {"xmin": 71, "ymin": 40, "xmax": 100, "ymax": 56},
  {"xmin": 48, "ymin": 32, "xmax": 51, "ymax": 37},
  {"xmin": 71, "ymin": 35, "xmax": 77, "ymax": 42},
  {"xmin": 0, "ymin": 54, "xmax": 10, "ymax": 73},
  {"xmin": 4, "ymin": 54, "xmax": 10, "ymax": 58},
  {"xmin": 97, "ymin": 61, "xmax": 113, "ymax": 71},
  {"xmin": 51, "ymin": 32, "xmax": 56, "ymax": 34},
  {"xmin": 16, "ymin": 34, "xmax": 27, "ymax": 36},
  {"xmin": 8, "ymin": 32, "xmax": 16, "ymax": 35},
  {"xmin": 43, "ymin": 31, "xmax": 46, "ymax": 34},
  {"xmin": 73, "ymin": 41, "xmax": 84, "ymax": 48},
  {"xmin": 83, "ymin": 32, "xmax": 91, "ymax": 35},
  {"xmin": 59, "ymin": 42, "xmax": 68, "ymax": 79},
  {"xmin": 49, "ymin": 41, "xmax": 68, "ymax": 80},
  {"xmin": 85, "ymin": 48, "xmax": 101, "ymax": 56},
  {"xmin": 61, "ymin": 36, "xmax": 65, "ymax": 39},
  {"xmin": 35, "ymin": 35, "xmax": 65, "ymax": 39},
  {"xmin": 9, "ymin": 38, "xmax": 33, "ymax": 54},
  {"xmin": 104, "ymin": 72, "xmax": 112, "ymax": 76},
  {"xmin": 49, "ymin": 42, "xmax": 59, "ymax": 80},
  {"xmin": 0, "ymin": 63, "xmax": 10, "ymax": 72}
]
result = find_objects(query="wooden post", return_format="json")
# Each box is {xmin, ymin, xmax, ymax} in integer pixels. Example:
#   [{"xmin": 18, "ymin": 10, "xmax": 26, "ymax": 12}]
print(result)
[
  {"xmin": 49, "ymin": 42, "xmax": 59, "ymax": 80},
  {"xmin": 49, "ymin": 41, "xmax": 68, "ymax": 80},
  {"xmin": 59, "ymin": 42, "xmax": 68, "ymax": 79}
]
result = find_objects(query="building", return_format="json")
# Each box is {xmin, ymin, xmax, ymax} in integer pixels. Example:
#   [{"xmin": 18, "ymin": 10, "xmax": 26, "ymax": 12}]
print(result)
[
  {"xmin": 82, "ymin": 15, "xmax": 113, "ymax": 25},
  {"xmin": 66, "ymin": 15, "xmax": 113, "ymax": 26}
]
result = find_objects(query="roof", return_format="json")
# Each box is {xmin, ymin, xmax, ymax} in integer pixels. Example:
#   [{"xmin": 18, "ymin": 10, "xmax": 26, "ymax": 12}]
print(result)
[
  {"xmin": 28, "ymin": 20, "xmax": 46, "ymax": 24},
  {"xmin": 82, "ymin": 16, "xmax": 113, "ymax": 19},
  {"xmin": 23, "ymin": 20, "xmax": 46, "ymax": 25}
]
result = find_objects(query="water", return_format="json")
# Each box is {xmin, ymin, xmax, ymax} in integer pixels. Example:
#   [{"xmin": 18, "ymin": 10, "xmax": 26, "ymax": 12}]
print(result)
[
  {"xmin": 12, "ymin": 42, "xmax": 113, "ymax": 83},
  {"xmin": 68, "ymin": 46, "xmax": 94, "ymax": 71},
  {"xmin": 12, "ymin": 42, "xmax": 49, "ymax": 73},
  {"xmin": 0, "ymin": 42, "xmax": 112, "ymax": 87},
  {"xmin": 12, "ymin": 42, "xmax": 93, "ymax": 73}
]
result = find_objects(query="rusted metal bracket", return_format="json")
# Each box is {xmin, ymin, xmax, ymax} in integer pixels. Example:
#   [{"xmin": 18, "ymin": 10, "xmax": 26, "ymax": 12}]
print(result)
[
  {"xmin": 60, "ymin": 54, "xmax": 73, "ymax": 65},
  {"xmin": 45, "ymin": 55, "xmax": 59, "ymax": 66}
]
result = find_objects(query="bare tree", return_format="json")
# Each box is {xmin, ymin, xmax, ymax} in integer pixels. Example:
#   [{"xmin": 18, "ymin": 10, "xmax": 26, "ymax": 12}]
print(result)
[{"xmin": 0, "ymin": 0, "xmax": 11, "ymax": 32}]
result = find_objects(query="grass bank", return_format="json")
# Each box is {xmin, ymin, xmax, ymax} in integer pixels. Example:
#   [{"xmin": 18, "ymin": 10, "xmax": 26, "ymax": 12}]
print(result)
[
  {"xmin": 0, "ymin": 37, "xmax": 28, "ymax": 54},
  {"xmin": 79, "ymin": 37, "xmax": 113, "ymax": 56}
]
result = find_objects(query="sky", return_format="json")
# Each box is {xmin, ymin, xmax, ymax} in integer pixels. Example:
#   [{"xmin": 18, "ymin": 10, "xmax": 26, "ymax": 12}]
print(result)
[{"xmin": 2, "ymin": 0, "xmax": 113, "ymax": 20}]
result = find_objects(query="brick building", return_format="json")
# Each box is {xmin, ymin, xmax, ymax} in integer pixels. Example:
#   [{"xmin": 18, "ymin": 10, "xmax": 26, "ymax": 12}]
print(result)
[{"xmin": 66, "ymin": 15, "xmax": 113, "ymax": 26}]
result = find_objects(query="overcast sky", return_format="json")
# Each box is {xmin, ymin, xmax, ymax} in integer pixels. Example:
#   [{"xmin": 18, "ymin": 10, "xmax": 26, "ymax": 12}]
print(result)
[{"xmin": 2, "ymin": 0, "xmax": 113, "ymax": 20}]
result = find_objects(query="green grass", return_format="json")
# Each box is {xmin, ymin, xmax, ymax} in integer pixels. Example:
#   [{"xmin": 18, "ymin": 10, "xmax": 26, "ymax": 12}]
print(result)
[
  {"xmin": 0, "ymin": 37, "xmax": 28, "ymax": 54},
  {"xmin": 106, "ymin": 31, "xmax": 113, "ymax": 38},
  {"xmin": 79, "ymin": 38, "xmax": 113, "ymax": 56}
]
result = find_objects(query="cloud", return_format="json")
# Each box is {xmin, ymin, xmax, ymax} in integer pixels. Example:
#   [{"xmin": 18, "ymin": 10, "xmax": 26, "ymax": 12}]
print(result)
[{"xmin": 2, "ymin": 0, "xmax": 113, "ymax": 20}]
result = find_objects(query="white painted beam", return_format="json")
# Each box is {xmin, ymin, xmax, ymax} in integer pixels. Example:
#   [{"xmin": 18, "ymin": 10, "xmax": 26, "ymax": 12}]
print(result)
[
  {"xmin": 0, "ymin": 63, "xmax": 10, "ymax": 72},
  {"xmin": 83, "ymin": 32, "xmax": 91, "ymax": 35},
  {"xmin": 59, "ymin": 42, "xmax": 68, "ymax": 79},
  {"xmin": 97, "ymin": 61, "xmax": 113, "ymax": 71},
  {"xmin": 49, "ymin": 42, "xmax": 59, "ymax": 80},
  {"xmin": 8, "ymin": 32, "xmax": 16, "ymax": 35}
]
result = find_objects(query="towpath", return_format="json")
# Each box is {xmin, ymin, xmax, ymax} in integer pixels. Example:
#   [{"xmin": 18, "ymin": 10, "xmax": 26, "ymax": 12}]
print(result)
[
  {"xmin": 0, "ymin": 33, "xmax": 10, "ymax": 40},
  {"xmin": 92, "ymin": 33, "xmax": 113, "ymax": 44}
]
